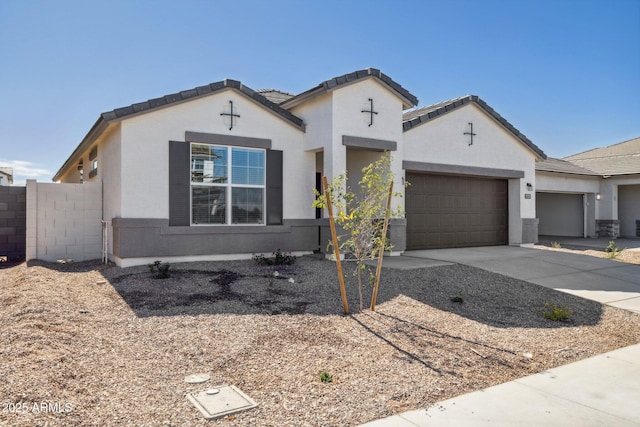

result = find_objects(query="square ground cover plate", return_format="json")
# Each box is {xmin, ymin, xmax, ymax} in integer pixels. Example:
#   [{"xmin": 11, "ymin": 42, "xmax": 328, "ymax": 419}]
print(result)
[{"xmin": 187, "ymin": 385, "xmax": 258, "ymax": 420}]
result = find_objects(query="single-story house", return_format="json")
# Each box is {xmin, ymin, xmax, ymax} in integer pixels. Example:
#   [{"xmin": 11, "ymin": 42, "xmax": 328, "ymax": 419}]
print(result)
[
  {"xmin": 52, "ymin": 68, "xmax": 547, "ymax": 267},
  {"xmin": 535, "ymin": 136, "xmax": 640, "ymax": 239}
]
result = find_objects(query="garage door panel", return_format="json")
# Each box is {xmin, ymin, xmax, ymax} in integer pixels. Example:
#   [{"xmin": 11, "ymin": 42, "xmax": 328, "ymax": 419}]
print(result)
[
  {"xmin": 406, "ymin": 173, "xmax": 508, "ymax": 249},
  {"xmin": 536, "ymin": 192, "xmax": 583, "ymax": 237}
]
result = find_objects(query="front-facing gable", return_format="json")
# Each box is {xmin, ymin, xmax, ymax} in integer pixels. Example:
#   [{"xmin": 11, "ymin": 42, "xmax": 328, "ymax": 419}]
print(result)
[
  {"xmin": 403, "ymin": 95, "xmax": 546, "ymax": 160},
  {"xmin": 52, "ymin": 79, "xmax": 304, "ymax": 182},
  {"xmin": 402, "ymin": 96, "xmax": 545, "ymax": 173},
  {"xmin": 281, "ymin": 68, "xmax": 419, "ymax": 110}
]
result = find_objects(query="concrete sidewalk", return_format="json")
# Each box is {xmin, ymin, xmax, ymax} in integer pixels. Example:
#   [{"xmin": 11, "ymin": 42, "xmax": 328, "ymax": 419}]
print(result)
[{"xmin": 358, "ymin": 243, "xmax": 640, "ymax": 426}]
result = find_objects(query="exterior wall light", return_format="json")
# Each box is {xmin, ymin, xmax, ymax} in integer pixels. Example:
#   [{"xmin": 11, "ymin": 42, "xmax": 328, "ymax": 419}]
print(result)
[{"xmin": 596, "ymin": 193, "xmax": 601, "ymax": 200}]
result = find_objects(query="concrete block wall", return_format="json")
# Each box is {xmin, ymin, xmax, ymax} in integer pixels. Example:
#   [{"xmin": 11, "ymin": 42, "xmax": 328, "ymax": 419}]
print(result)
[
  {"xmin": 0, "ymin": 186, "xmax": 26, "ymax": 261},
  {"xmin": 26, "ymin": 180, "xmax": 102, "ymax": 262}
]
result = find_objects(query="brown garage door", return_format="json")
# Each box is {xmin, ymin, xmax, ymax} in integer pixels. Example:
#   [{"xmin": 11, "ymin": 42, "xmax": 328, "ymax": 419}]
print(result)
[{"xmin": 406, "ymin": 173, "xmax": 508, "ymax": 250}]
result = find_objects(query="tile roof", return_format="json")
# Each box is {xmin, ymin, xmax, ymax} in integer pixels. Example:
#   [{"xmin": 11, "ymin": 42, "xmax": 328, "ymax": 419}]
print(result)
[
  {"xmin": 402, "ymin": 95, "xmax": 546, "ymax": 159},
  {"xmin": 535, "ymin": 158, "xmax": 599, "ymax": 175},
  {"xmin": 255, "ymin": 89, "xmax": 295, "ymax": 104},
  {"xmin": 101, "ymin": 79, "xmax": 304, "ymax": 129},
  {"xmin": 563, "ymin": 136, "xmax": 640, "ymax": 176},
  {"xmin": 281, "ymin": 68, "xmax": 419, "ymax": 109}
]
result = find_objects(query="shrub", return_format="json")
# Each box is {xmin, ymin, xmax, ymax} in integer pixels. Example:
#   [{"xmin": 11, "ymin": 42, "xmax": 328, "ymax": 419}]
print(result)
[
  {"xmin": 148, "ymin": 260, "xmax": 170, "ymax": 279},
  {"xmin": 551, "ymin": 241, "xmax": 561, "ymax": 249},
  {"xmin": 253, "ymin": 249, "xmax": 296, "ymax": 266},
  {"xmin": 319, "ymin": 372, "xmax": 333, "ymax": 383},
  {"xmin": 540, "ymin": 302, "xmax": 572, "ymax": 322},
  {"xmin": 605, "ymin": 241, "xmax": 620, "ymax": 259}
]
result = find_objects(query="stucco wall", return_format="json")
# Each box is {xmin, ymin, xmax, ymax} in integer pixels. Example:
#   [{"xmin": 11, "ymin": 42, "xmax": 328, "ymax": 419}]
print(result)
[
  {"xmin": 535, "ymin": 172, "xmax": 600, "ymax": 193},
  {"xmin": 293, "ymin": 92, "xmax": 333, "ymax": 153},
  {"xmin": 119, "ymin": 89, "xmax": 310, "ymax": 221},
  {"xmin": 26, "ymin": 180, "xmax": 102, "ymax": 262}
]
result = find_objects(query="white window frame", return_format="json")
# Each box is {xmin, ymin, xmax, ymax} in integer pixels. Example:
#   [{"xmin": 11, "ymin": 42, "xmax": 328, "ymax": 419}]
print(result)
[{"xmin": 190, "ymin": 143, "xmax": 266, "ymax": 226}]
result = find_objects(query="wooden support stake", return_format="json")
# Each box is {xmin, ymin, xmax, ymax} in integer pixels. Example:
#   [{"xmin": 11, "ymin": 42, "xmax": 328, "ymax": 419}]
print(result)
[
  {"xmin": 370, "ymin": 181, "xmax": 393, "ymax": 311},
  {"xmin": 323, "ymin": 176, "xmax": 349, "ymax": 315}
]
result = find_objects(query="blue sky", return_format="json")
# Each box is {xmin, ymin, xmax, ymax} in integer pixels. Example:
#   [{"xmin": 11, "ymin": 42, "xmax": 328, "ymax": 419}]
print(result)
[{"xmin": 1, "ymin": 0, "xmax": 638, "ymax": 185}]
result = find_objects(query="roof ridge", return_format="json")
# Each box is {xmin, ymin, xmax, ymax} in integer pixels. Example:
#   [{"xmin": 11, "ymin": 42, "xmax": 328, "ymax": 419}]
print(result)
[
  {"xmin": 281, "ymin": 68, "xmax": 419, "ymax": 109},
  {"xmin": 256, "ymin": 88, "xmax": 295, "ymax": 96}
]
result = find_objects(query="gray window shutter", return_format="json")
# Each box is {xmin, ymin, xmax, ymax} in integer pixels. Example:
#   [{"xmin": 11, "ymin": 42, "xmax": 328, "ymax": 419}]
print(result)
[
  {"xmin": 169, "ymin": 141, "xmax": 190, "ymax": 226},
  {"xmin": 266, "ymin": 149, "xmax": 283, "ymax": 225}
]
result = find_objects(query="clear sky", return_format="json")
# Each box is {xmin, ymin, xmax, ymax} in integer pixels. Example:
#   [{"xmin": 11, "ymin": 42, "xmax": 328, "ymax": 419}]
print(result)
[{"xmin": 1, "ymin": 0, "xmax": 638, "ymax": 185}]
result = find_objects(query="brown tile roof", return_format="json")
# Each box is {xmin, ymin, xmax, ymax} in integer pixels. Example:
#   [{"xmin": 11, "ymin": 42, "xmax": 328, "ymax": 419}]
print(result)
[{"xmin": 563, "ymin": 137, "xmax": 640, "ymax": 176}]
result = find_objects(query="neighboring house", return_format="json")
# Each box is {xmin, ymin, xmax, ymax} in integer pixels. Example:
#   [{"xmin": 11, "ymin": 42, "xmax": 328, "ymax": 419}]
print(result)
[
  {"xmin": 536, "ymin": 137, "xmax": 640, "ymax": 238},
  {"xmin": 52, "ymin": 68, "xmax": 546, "ymax": 267},
  {"xmin": 0, "ymin": 167, "xmax": 13, "ymax": 186}
]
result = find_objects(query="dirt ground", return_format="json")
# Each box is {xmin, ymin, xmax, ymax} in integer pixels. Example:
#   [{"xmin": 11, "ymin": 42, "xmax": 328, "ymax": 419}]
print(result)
[
  {"xmin": 1, "ymin": 251, "xmax": 640, "ymax": 426},
  {"xmin": 534, "ymin": 242, "xmax": 640, "ymax": 265}
]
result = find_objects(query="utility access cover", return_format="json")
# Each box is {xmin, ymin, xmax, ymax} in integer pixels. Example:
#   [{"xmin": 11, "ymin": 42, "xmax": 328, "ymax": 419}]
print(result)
[{"xmin": 187, "ymin": 385, "xmax": 258, "ymax": 420}]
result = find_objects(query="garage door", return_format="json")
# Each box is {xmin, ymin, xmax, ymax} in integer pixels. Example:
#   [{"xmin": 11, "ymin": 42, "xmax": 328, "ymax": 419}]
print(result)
[
  {"xmin": 619, "ymin": 185, "xmax": 640, "ymax": 237},
  {"xmin": 536, "ymin": 192, "xmax": 583, "ymax": 237},
  {"xmin": 406, "ymin": 173, "xmax": 508, "ymax": 250}
]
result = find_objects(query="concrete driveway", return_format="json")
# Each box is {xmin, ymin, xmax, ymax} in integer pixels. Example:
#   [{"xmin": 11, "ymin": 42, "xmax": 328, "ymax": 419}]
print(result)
[{"xmin": 400, "ymin": 243, "xmax": 640, "ymax": 314}]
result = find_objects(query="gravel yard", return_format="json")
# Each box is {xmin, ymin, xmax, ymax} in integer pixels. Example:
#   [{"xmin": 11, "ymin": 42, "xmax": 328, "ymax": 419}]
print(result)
[{"xmin": 2, "ymin": 254, "xmax": 640, "ymax": 427}]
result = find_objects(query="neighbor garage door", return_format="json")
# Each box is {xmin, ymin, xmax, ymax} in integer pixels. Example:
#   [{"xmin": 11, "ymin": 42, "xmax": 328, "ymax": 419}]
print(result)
[
  {"xmin": 536, "ymin": 192, "xmax": 583, "ymax": 237},
  {"xmin": 618, "ymin": 185, "xmax": 640, "ymax": 237},
  {"xmin": 406, "ymin": 173, "xmax": 508, "ymax": 250}
]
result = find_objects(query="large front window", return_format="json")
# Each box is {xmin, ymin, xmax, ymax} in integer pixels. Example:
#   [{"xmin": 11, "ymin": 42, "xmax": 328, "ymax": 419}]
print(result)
[{"xmin": 191, "ymin": 144, "xmax": 265, "ymax": 225}]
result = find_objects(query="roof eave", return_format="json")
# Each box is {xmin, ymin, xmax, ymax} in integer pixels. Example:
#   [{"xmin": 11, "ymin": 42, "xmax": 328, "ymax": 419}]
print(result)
[
  {"xmin": 52, "ymin": 116, "xmax": 111, "ymax": 182},
  {"xmin": 535, "ymin": 169, "xmax": 600, "ymax": 177}
]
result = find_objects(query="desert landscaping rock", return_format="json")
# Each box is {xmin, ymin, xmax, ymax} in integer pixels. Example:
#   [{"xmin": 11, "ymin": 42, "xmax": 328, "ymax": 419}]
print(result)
[{"xmin": 1, "ymin": 255, "xmax": 639, "ymax": 426}]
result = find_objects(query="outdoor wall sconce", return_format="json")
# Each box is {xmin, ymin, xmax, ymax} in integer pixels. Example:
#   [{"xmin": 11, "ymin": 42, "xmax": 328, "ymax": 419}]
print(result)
[
  {"xmin": 596, "ymin": 193, "xmax": 601, "ymax": 200},
  {"xmin": 526, "ymin": 182, "xmax": 533, "ymax": 192}
]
